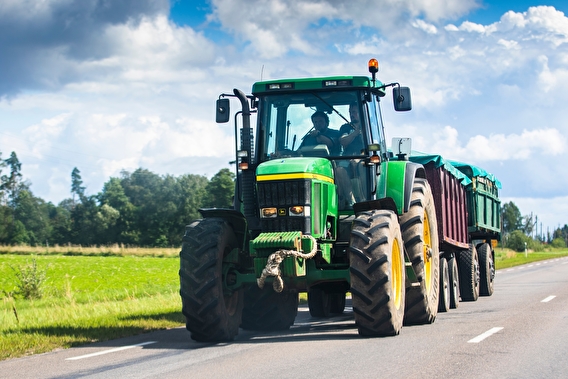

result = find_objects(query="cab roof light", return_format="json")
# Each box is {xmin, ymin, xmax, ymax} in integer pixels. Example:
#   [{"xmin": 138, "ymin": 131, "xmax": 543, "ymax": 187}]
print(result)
[
  {"xmin": 323, "ymin": 79, "xmax": 352, "ymax": 87},
  {"xmin": 266, "ymin": 82, "xmax": 294, "ymax": 90}
]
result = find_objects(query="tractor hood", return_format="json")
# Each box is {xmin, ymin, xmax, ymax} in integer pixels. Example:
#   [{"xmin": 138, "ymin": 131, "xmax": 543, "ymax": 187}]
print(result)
[{"xmin": 256, "ymin": 157, "xmax": 334, "ymax": 183}]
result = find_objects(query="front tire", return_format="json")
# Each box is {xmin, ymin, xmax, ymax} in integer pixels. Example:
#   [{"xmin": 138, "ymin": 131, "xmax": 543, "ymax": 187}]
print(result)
[
  {"xmin": 308, "ymin": 287, "xmax": 331, "ymax": 318},
  {"xmin": 179, "ymin": 218, "xmax": 243, "ymax": 342},
  {"xmin": 400, "ymin": 179, "xmax": 440, "ymax": 325},
  {"xmin": 349, "ymin": 210, "xmax": 405, "ymax": 337},
  {"xmin": 241, "ymin": 285, "xmax": 298, "ymax": 330}
]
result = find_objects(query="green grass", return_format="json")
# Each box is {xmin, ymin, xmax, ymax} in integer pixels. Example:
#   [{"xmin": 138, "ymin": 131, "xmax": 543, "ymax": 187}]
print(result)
[
  {"xmin": 2, "ymin": 246, "xmax": 568, "ymax": 361},
  {"xmin": 494, "ymin": 247, "xmax": 568, "ymax": 269},
  {"xmin": 0, "ymin": 254, "xmax": 183, "ymax": 360}
]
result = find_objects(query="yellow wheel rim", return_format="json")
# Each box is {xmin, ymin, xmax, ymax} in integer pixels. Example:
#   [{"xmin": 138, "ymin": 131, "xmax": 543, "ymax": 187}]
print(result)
[
  {"xmin": 392, "ymin": 237, "xmax": 403, "ymax": 309},
  {"xmin": 423, "ymin": 209, "xmax": 432, "ymax": 294}
]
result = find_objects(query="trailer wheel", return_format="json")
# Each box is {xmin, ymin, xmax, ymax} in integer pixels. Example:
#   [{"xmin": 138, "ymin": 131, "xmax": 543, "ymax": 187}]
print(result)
[
  {"xmin": 448, "ymin": 255, "xmax": 460, "ymax": 309},
  {"xmin": 400, "ymin": 178, "xmax": 440, "ymax": 325},
  {"xmin": 308, "ymin": 287, "xmax": 331, "ymax": 318},
  {"xmin": 458, "ymin": 244, "xmax": 480, "ymax": 301},
  {"xmin": 349, "ymin": 210, "xmax": 405, "ymax": 337},
  {"xmin": 438, "ymin": 257, "xmax": 450, "ymax": 312},
  {"xmin": 478, "ymin": 243, "xmax": 495, "ymax": 296},
  {"xmin": 241, "ymin": 285, "xmax": 298, "ymax": 330},
  {"xmin": 179, "ymin": 218, "xmax": 243, "ymax": 342}
]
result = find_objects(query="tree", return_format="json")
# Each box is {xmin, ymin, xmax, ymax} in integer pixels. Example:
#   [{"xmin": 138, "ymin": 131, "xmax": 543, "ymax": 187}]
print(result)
[
  {"xmin": 0, "ymin": 150, "xmax": 5, "ymax": 203},
  {"xmin": 204, "ymin": 168, "xmax": 235, "ymax": 208},
  {"xmin": 522, "ymin": 213, "xmax": 535, "ymax": 236},
  {"xmin": 0, "ymin": 152, "xmax": 26, "ymax": 208},
  {"xmin": 502, "ymin": 202, "xmax": 522, "ymax": 234},
  {"xmin": 12, "ymin": 189, "xmax": 52, "ymax": 245},
  {"xmin": 71, "ymin": 167, "xmax": 86, "ymax": 205}
]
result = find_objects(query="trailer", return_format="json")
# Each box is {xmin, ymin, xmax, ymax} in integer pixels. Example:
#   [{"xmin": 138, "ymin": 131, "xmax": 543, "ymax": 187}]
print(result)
[{"xmin": 408, "ymin": 153, "xmax": 501, "ymax": 309}]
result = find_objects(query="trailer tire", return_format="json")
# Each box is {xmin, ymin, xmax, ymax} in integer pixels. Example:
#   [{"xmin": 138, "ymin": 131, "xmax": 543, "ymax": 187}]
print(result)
[
  {"xmin": 400, "ymin": 179, "xmax": 440, "ymax": 325},
  {"xmin": 458, "ymin": 244, "xmax": 480, "ymax": 301},
  {"xmin": 448, "ymin": 255, "xmax": 460, "ymax": 309},
  {"xmin": 308, "ymin": 287, "xmax": 331, "ymax": 318},
  {"xmin": 478, "ymin": 243, "xmax": 495, "ymax": 296},
  {"xmin": 349, "ymin": 210, "xmax": 405, "ymax": 337},
  {"xmin": 438, "ymin": 257, "xmax": 450, "ymax": 312},
  {"xmin": 179, "ymin": 218, "xmax": 243, "ymax": 342},
  {"xmin": 241, "ymin": 285, "xmax": 298, "ymax": 330}
]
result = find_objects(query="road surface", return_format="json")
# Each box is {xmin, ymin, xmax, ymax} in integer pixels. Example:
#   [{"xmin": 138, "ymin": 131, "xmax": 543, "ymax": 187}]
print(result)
[{"xmin": 2, "ymin": 257, "xmax": 568, "ymax": 379}]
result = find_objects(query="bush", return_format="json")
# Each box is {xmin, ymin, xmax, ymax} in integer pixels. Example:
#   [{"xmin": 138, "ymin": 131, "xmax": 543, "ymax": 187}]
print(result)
[
  {"xmin": 10, "ymin": 258, "xmax": 47, "ymax": 299},
  {"xmin": 506, "ymin": 230, "xmax": 531, "ymax": 252},
  {"xmin": 551, "ymin": 238, "xmax": 567, "ymax": 248}
]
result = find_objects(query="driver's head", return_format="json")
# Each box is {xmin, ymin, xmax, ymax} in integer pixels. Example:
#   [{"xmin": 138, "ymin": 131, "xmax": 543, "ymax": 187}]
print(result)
[
  {"xmin": 311, "ymin": 111, "xmax": 329, "ymax": 131},
  {"xmin": 349, "ymin": 103, "xmax": 360, "ymax": 124}
]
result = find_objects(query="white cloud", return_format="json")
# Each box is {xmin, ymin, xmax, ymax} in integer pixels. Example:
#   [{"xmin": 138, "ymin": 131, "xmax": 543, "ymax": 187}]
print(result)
[
  {"xmin": 2, "ymin": 0, "xmax": 568, "ymax": 229},
  {"xmin": 413, "ymin": 19, "xmax": 438, "ymax": 34},
  {"xmin": 208, "ymin": 0, "xmax": 480, "ymax": 58},
  {"xmin": 405, "ymin": 125, "xmax": 566, "ymax": 162}
]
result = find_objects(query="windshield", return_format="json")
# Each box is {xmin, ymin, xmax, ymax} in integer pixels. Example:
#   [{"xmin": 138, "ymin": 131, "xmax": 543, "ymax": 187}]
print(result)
[{"xmin": 256, "ymin": 91, "xmax": 368, "ymax": 162}]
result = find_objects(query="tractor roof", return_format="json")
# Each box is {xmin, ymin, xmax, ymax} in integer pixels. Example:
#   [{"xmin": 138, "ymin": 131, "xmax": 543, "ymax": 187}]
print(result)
[{"xmin": 252, "ymin": 76, "xmax": 386, "ymax": 96}]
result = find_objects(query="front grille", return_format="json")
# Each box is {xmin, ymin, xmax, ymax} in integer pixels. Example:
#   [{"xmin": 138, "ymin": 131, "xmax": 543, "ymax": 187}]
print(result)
[{"xmin": 257, "ymin": 179, "xmax": 311, "ymax": 233}]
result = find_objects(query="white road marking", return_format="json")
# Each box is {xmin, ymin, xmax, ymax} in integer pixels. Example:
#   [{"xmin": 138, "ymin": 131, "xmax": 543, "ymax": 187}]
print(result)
[
  {"xmin": 468, "ymin": 327, "xmax": 503, "ymax": 343},
  {"xmin": 541, "ymin": 295, "xmax": 556, "ymax": 303},
  {"xmin": 66, "ymin": 341, "xmax": 157, "ymax": 361}
]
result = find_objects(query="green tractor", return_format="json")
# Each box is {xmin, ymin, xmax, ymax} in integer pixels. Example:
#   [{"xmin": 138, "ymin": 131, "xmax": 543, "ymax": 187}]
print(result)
[{"xmin": 179, "ymin": 59, "xmax": 440, "ymax": 341}]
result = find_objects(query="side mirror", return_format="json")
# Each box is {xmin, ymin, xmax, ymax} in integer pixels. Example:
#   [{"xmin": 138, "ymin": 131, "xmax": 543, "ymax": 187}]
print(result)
[
  {"xmin": 216, "ymin": 98, "xmax": 230, "ymax": 123},
  {"xmin": 393, "ymin": 87, "xmax": 412, "ymax": 112},
  {"xmin": 391, "ymin": 138, "xmax": 412, "ymax": 160}
]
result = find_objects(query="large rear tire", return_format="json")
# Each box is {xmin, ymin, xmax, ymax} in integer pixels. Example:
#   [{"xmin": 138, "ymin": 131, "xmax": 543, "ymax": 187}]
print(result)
[
  {"xmin": 458, "ymin": 244, "xmax": 480, "ymax": 301},
  {"xmin": 179, "ymin": 218, "xmax": 243, "ymax": 342},
  {"xmin": 448, "ymin": 255, "xmax": 460, "ymax": 309},
  {"xmin": 241, "ymin": 285, "xmax": 298, "ymax": 330},
  {"xmin": 349, "ymin": 210, "xmax": 405, "ymax": 337},
  {"xmin": 400, "ymin": 179, "xmax": 440, "ymax": 325},
  {"xmin": 438, "ymin": 257, "xmax": 450, "ymax": 313},
  {"xmin": 478, "ymin": 243, "xmax": 495, "ymax": 296}
]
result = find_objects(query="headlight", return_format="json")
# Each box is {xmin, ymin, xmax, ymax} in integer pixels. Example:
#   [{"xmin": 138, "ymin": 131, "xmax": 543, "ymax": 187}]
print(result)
[
  {"xmin": 261, "ymin": 207, "xmax": 277, "ymax": 218},
  {"xmin": 289, "ymin": 205, "xmax": 310, "ymax": 216}
]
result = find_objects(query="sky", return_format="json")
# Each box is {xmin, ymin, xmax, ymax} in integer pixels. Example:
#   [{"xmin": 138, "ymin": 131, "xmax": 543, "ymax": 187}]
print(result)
[{"xmin": 1, "ymin": 0, "xmax": 568, "ymax": 235}]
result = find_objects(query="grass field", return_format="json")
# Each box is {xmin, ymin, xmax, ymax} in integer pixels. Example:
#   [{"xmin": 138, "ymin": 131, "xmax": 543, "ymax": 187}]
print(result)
[
  {"xmin": 1, "ymin": 246, "xmax": 568, "ymax": 361},
  {"xmin": 1, "ymin": 253, "xmax": 183, "ymax": 360}
]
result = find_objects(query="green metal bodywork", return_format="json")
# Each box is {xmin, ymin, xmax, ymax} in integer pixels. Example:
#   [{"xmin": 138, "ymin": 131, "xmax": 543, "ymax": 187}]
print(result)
[
  {"xmin": 251, "ymin": 157, "xmax": 339, "ymax": 283},
  {"xmin": 383, "ymin": 161, "xmax": 408, "ymax": 215}
]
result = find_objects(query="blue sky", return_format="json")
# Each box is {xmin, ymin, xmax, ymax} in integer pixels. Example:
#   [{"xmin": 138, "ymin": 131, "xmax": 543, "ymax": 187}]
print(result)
[{"xmin": 1, "ymin": 0, "xmax": 568, "ymax": 235}]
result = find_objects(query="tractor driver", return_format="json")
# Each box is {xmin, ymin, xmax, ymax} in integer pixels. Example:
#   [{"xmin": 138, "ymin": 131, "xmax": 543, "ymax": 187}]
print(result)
[{"xmin": 299, "ymin": 111, "xmax": 341, "ymax": 155}]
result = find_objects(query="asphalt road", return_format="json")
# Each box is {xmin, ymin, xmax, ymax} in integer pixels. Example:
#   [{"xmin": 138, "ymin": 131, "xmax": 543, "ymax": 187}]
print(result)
[{"xmin": 2, "ymin": 257, "xmax": 568, "ymax": 379}]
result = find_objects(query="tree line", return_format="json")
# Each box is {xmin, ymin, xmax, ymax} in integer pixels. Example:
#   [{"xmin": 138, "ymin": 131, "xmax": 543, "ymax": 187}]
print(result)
[
  {"xmin": 501, "ymin": 201, "xmax": 568, "ymax": 251},
  {"xmin": 1, "ymin": 149, "xmax": 567, "ymax": 249},
  {"xmin": 0, "ymin": 150, "xmax": 234, "ymax": 247}
]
